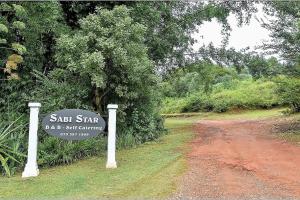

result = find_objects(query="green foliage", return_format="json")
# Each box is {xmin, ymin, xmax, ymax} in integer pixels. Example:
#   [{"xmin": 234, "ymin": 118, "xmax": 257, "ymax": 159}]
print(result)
[
  {"xmin": 11, "ymin": 43, "xmax": 26, "ymax": 55},
  {"xmin": 38, "ymin": 136, "xmax": 107, "ymax": 166},
  {"xmin": 0, "ymin": 3, "xmax": 27, "ymax": 80},
  {"xmin": 162, "ymin": 79, "xmax": 280, "ymax": 114},
  {"xmin": 211, "ymin": 80, "xmax": 279, "ymax": 112},
  {"xmin": 0, "ymin": 2, "xmax": 71, "ymax": 175},
  {"xmin": 58, "ymin": 1, "xmax": 256, "ymax": 68},
  {"xmin": 0, "ymin": 3, "xmax": 12, "ymax": 11},
  {"xmin": 0, "ymin": 24, "xmax": 8, "ymax": 33},
  {"xmin": 117, "ymin": 133, "xmax": 137, "ymax": 149},
  {"xmin": 181, "ymin": 94, "xmax": 212, "ymax": 113},
  {"xmin": 29, "ymin": 70, "xmax": 91, "ymax": 112},
  {"xmin": 0, "ymin": 118, "xmax": 26, "ymax": 177},
  {"xmin": 12, "ymin": 21, "xmax": 26, "ymax": 30},
  {"xmin": 12, "ymin": 4, "xmax": 27, "ymax": 18},
  {"xmin": 198, "ymin": 45, "xmax": 284, "ymax": 78},
  {"xmin": 0, "ymin": 38, "xmax": 7, "ymax": 44},
  {"xmin": 275, "ymin": 76, "xmax": 300, "ymax": 113},
  {"xmin": 262, "ymin": 1, "xmax": 300, "ymax": 65},
  {"xmin": 161, "ymin": 62, "xmax": 234, "ymax": 97},
  {"xmin": 54, "ymin": 6, "xmax": 164, "ymax": 144}
]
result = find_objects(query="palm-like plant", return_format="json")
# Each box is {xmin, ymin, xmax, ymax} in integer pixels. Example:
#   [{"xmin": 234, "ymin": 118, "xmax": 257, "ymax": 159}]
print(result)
[{"xmin": 0, "ymin": 118, "xmax": 26, "ymax": 176}]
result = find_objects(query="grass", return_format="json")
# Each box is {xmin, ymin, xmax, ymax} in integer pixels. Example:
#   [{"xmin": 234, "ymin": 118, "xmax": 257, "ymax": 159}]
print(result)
[
  {"xmin": 279, "ymin": 132, "xmax": 300, "ymax": 144},
  {"xmin": 277, "ymin": 112, "xmax": 300, "ymax": 144},
  {"xmin": 0, "ymin": 116, "xmax": 194, "ymax": 199},
  {"xmin": 163, "ymin": 108, "xmax": 285, "ymax": 121}
]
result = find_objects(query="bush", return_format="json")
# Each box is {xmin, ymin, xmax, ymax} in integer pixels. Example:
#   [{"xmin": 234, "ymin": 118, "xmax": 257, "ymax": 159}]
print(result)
[
  {"xmin": 161, "ymin": 98, "xmax": 189, "ymax": 114},
  {"xmin": 0, "ymin": 118, "xmax": 26, "ymax": 176},
  {"xmin": 212, "ymin": 80, "xmax": 279, "ymax": 112},
  {"xmin": 182, "ymin": 94, "xmax": 213, "ymax": 112},
  {"xmin": 38, "ymin": 136, "xmax": 107, "ymax": 166},
  {"xmin": 276, "ymin": 76, "xmax": 300, "ymax": 113}
]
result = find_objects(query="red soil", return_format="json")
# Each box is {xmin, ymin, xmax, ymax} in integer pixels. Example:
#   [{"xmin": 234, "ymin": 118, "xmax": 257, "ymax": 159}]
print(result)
[{"xmin": 175, "ymin": 119, "xmax": 300, "ymax": 199}]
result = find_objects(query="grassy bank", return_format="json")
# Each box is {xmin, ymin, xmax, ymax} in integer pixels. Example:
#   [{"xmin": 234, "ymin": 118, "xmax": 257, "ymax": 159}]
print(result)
[
  {"xmin": 162, "ymin": 79, "xmax": 280, "ymax": 114},
  {"xmin": 276, "ymin": 113, "xmax": 300, "ymax": 144},
  {"xmin": 0, "ymin": 116, "xmax": 194, "ymax": 199},
  {"xmin": 163, "ymin": 108, "xmax": 285, "ymax": 120}
]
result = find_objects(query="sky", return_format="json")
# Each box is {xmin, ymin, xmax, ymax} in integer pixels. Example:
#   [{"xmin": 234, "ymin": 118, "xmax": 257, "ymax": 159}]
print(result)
[{"xmin": 192, "ymin": 4, "xmax": 272, "ymax": 55}]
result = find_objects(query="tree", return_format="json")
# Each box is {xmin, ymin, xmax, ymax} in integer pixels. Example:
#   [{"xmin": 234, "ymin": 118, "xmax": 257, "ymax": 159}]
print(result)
[
  {"xmin": 0, "ymin": 2, "xmax": 67, "ymax": 119},
  {"xmin": 261, "ymin": 1, "xmax": 300, "ymax": 112},
  {"xmin": 262, "ymin": 1, "xmax": 300, "ymax": 66},
  {"xmin": 276, "ymin": 76, "xmax": 300, "ymax": 113},
  {"xmin": 57, "ymin": 1, "xmax": 258, "ymax": 72},
  {"xmin": 0, "ymin": 3, "xmax": 27, "ymax": 80},
  {"xmin": 34, "ymin": 5, "xmax": 163, "ymax": 142}
]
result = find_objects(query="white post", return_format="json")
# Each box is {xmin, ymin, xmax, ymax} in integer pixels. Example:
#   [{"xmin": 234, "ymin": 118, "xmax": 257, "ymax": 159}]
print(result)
[
  {"xmin": 106, "ymin": 104, "xmax": 118, "ymax": 168},
  {"xmin": 22, "ymin": 102, "xmax": 41, "ymax": 178}
]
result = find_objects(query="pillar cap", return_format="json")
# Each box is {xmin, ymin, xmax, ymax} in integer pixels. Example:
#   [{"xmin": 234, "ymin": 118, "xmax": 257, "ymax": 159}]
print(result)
[
  {"xmin": 107, "ymin": 104, "xmax": 118, "ymax": 109},
  {"xmin": 28, "ymin": 102, "xmax": 41, "ymax": 108}
]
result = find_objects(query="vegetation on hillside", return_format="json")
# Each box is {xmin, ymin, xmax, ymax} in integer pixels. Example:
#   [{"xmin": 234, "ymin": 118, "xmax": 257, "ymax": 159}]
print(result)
[{"xmin": 161, "ymin": 78, "xmax": 280, "ymax": 114}]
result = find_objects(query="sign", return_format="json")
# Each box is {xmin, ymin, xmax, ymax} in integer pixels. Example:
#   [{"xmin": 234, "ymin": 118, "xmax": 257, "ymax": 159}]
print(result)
[{"xmin": 42, "ymin": 109, "xmax": 105, "ymax": 140}]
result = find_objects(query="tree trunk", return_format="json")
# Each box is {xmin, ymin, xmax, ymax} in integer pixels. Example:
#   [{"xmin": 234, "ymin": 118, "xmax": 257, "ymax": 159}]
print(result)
[{"xmin": 94, "ymin": 87, "xmax": 103, "ymax": 114}]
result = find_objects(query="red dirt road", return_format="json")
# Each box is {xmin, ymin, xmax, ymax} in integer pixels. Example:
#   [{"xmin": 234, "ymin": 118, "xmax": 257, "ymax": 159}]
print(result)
[{"xmin": 175, "ymin": 119, "xmax": 300, "ymax": 199}]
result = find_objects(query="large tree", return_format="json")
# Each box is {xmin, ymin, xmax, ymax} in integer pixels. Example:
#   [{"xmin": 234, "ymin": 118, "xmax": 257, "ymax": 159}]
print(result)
[
  {"xmin": 262, "ymin": 1, "xmax": 300, "ymax": 67},
  {"xmin": 31, "ymin": 5, "xmax": 163, "ymax": 143},
  {"xmin": 58, "ymin": 1, "xmax": 257, "ymax": 70}
]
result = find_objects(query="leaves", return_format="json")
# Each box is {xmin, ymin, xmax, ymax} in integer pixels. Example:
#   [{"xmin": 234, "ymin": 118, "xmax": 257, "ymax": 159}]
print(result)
[
  {"xmin": 11, "ymin": 43, "xmax": 26, "ymax": 55},
  {"xmin": 0, "ymin": 3, "xmax": 12, "ymax": 12},
  {"xmin": 0, "ymin": 24, "xmax": 8, "ymax": 33},
  {"xmin": 8, "ymin": 54, "xmax": 23, "ymax": 64},
  {"xmin": 12, "ymin": 21, "xmax": 26, "ymax": 30},
  {"xmin": 7, "ymin": 73, "xmax": 20, "ymax": 80},
  {"xmin": 3, "ymin": 54, "xmax": 24, "ymax": 78},
  {"xmin": 0, "ymin": 118, "xmax": 26, "ymax": 176},
  {"xmin": 6, "ymin": 61, "xmax": 17, "ymax": 70},
  {"xmin": 12, "ymin": 4, "xmax": 27, "ymax": 18},
  {"xmin": 0, "ymin": 38, "xmax": 7, "ymax": 44}
]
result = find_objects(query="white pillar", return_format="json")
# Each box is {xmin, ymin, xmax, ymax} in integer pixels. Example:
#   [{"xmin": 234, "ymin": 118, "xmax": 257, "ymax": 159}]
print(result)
[
  {"xmin": 22, "ymin": 102, "xmax": 41, "ymax": 178},
  {"xmin": 106, "ymin": 104, "xmax": 118, "ymax": 168}
]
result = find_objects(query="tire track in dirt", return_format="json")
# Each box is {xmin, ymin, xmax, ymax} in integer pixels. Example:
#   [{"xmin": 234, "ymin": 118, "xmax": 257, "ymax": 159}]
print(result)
[{"xmin": 173, "ymin": 119, "xmax": 300, "ymax": 199}]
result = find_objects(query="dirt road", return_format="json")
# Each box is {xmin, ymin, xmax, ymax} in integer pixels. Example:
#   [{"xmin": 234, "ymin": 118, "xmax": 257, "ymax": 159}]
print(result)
[{"xmin": 175, "ymin": 119, "xmax": 300, "ymax": 199}]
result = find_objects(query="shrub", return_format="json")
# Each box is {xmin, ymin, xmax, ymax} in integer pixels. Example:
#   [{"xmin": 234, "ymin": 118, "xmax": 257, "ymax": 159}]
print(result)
[
  {"xmin": 181, "ymin": 94, "xmax": 213, "ymax": 112},
  {"xmin": 0, "ymin": 118, "xmax": 26, "ymax": 176},
  {"xmin": 38, "ymin": 136, "xmax": 107, "ymax": 166},
  {"xmin": 276, "ymin": 76, "xmax": 300, "ymax": 113},
  {"xmin": 211, "ymin": 80, "xmax": 279, "ymax": 111},
  {"xmin": 161, "ymin": 98, "xmax": 189, "ymax": 114}
]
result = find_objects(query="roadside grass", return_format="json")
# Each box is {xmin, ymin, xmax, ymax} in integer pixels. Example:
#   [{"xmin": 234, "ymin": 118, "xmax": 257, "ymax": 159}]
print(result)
[
  {"xmin": 276, "ymin": 113, "xmax": 300, "ymax": 144},
  {"xmin": 0, "ymin": 116, "xmax": 194, "ymax": 199},
  {"xmin": 279, "ymin": 131, "xmax": 300, "ymax": 144}
]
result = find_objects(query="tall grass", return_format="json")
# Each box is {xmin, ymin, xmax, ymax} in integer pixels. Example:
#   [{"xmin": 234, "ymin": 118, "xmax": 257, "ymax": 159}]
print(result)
[{"xmin": 0, "ymin": 118, "xmax": 26, "ymax": 176}]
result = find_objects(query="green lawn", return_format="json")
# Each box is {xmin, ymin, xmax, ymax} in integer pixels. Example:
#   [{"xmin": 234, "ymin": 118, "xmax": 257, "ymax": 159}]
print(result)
[{"xmin": 0, "ymin": 108, "xmax": 290, "ymax": 199}]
